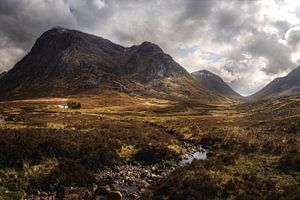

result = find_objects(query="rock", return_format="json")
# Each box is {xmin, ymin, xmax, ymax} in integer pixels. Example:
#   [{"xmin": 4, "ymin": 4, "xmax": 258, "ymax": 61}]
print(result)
[
  {"xmin": 140, "ymin": 188, "xmax": 146, "ymax": 193},
  {"xmin": 129, "ymin": 193, "xmax": 139, "ymax": 199},
  {"xmin": 133, "ymin": 161, "xmax": 141, "ymax": 166},
  {"xmin": 107, "ymin": 191, "xmax": 123, "ymax": 200},
  {"xmin": 140, "ymin": 170, "xmax": 151, "ymax": 178},
  {"xmin": 92, "ymin": 183, "xmax": 98, "ymax": 192},
  {"xmin": 49, "ymin": 184, "xmax": 55, "ymax": 191},
  {"xmin": 139, "ymin": 180, "xmax": 150, "ymax": 189},
  {"xmin": 63, "ymin": 187, "xmax": 90, "ymax": 200},
  {"xmin": 112, "ymin": 166, "xmax": 120, "ymax": 173},
  {"xmin": 95, "ymin": 195, "xmax": 104, "ymax": 200},
  {"xmin": 151, "ymin": 166, "xmax": 157, "ymax": 173},
  {"xmin": 40, "ymin": 192, "xmax": 48, "ymax": 196},
  {"xmin": 63, "ymin": 194, "xmax": 80, "ymax": 200},
  {"xmin": 161, "ymin": 172, "xmax": 167, "ymax": 177},
  {"xmin": 158, "ymin": 163, "xmax": 166, "ymax": 169},
  {"xmin": 106, "ymin": 176, "xmax": 114, "ymax": 184},
  {"xmin": 95, "ymin": 185, "xmax": 111, "ymax": 195},
  {"xmin": 0, "ymin": 115, "xmax": 5, "ymax": 123}
]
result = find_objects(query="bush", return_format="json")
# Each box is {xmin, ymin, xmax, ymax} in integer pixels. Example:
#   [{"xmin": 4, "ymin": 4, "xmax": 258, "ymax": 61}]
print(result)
[
  {"xmin": 134, "ymin": 145, "xmax": 178, "ymax": 164},
  {"xmin": 41, "ymin": 159, "xmax": 95, "ymax": 190},
  {"xmin": 67, "ymin": 102, "xmax": 81, "ymax": 109},
  {"xmin": 277, "ymin": 153, "xmax": 300, "ymax": 172},
  {"xmin": 0, "ymin": 128, "xmax": 120, "ymax": 169}
]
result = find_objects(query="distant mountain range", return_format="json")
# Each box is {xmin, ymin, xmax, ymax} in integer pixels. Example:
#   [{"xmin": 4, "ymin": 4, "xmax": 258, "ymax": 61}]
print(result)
[
  {"xmin": 248, "ymin": 66, "xmax": 300, "ymax": 101},
  {"xmin": 191, "ymin": 70, "xmax": 242, "ymax": 100},
  {"xmin": 2, "ymin": 27, "xmax": 299, "ymax": 103},
  {"xmin": 0, "ymin": 27, "xmax": 222, "ymax": 102}
]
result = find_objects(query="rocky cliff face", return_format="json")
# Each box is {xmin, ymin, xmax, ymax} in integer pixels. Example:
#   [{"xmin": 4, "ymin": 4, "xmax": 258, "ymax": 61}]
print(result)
[{"xmin": 121, "ymin": 42, "xmax": 189, "ymax": 82}]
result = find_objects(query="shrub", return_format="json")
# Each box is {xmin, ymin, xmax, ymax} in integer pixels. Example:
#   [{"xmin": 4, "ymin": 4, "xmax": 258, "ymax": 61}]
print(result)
[
  {"xmin": 277, "ymin": 153, "xmax": 300, "ymax": 172},
  {"xmin": 41, "ymin": 159, "xmax": 95, "ymax": 190},
  {"xmin": 67, "ymin": 102, "xmax": 81, "ymax": 109},
  {"xmin": 134, "ymin": 145, "xmax": 178, "ymax": 164},
  {"xmin": 0, "ymin": 128, "xmax": 120, "ymax": 169}
]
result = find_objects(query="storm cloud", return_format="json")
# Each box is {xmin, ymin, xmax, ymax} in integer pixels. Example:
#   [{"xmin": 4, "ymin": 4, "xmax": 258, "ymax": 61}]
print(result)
[{"xmin": 0, "ymin": 0, "xmax": 300, "ymax": 95}]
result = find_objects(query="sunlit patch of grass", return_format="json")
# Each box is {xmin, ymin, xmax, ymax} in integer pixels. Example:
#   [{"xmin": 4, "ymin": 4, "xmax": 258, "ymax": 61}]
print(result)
[
  {"xmin": 167, "ymin": 144, "xmax": 183, "ymax": 154},
  {"xmin": 118, "ymin": 145, "xmax": 139, "ymax": 160},
  {"xmin": 46, "ymin": 122, "xmax": 65, "ymax": 130},
  {"xmin": 78, "ymin": 128, "xmax": 94, "ymax": 133},
  {"xmin": 3, "ymin": 108, "xmax": 22, "ymax": 115},
  {"xmin": 0, "ymin": 123, "xmax": 27, "ymax": 130},
  {"xmin": 182, "ymin": 133, "xmax": 193, "ymax": 139},
  {"xmin": 224, "ymin": 153, "xmax": 279, "ymax": 175},
  {"xmin": 222, "ymin": 153, "xmax": 300, "ymax": 187}
]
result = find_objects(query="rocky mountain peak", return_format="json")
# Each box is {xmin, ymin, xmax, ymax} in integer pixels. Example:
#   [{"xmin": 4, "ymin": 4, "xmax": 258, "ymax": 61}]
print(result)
[
  {"xmin": 192, "ymin": 69, "xmax": 242, "ymax": 100},
  {"xmin": 139, "ymin": 41, "xmax": 162, "ymax": 52},
  {"xmin": 248, "ymin": 65, "xmax": 300, "ymax": 101},
  {"xmin": 0, "ymin": 28, "xmax": 199, "ymax": 99}
]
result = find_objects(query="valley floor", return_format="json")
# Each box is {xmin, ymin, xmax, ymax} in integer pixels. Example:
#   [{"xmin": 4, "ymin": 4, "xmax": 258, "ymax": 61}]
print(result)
[{"xmin": 0, "ymin": 95, "xmax": 299, "ymax": 200}]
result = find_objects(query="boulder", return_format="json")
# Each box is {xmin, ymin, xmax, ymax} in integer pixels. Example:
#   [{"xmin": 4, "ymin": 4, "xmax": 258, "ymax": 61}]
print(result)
[
  {"xmin": 140, "ymin": 170, "xmax": 151, "ymax": 178},
  {"xmin": 95, "ymin": 185, "xmax": 111, "ymax": 195},
  {"xmin": 107, "ymin": 191, "xmax": 123, "ymax": 200},
  {"xmin": 63, "ymin": 194, "xmax": 80, "ymax": 200}
]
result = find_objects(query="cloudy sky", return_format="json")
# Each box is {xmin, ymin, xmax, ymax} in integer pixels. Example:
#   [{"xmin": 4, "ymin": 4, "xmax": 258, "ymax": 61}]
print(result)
[{"xmin": 1, "ymin": 0, "xmax": 300, "ymax": 95}]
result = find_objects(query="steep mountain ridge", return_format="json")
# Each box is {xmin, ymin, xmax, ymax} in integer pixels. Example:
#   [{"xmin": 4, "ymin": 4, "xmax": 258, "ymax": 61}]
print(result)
[
  {"xmin": 192, "ymin": 70, "xmax": 242, "ymax": 100},
  {"xmin": 249, "ymin": 65, "xmax": 300, "ymax": 101},
  {"xmin": 0, "ymin": 72, "xmax": 6, "ymax": 80},
  {"xmin": 0, "ymin": 27, "xmax": 223, "ymax": 102}
]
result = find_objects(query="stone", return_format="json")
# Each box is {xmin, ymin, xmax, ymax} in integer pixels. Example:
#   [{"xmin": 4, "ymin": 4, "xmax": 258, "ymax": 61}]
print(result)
[
  {"xmin": 107, "ymin": 191, "xmax": 123, "ymax": 200},
  {"xmin": 92, "ymin": 183, "xmax": 98, "ymax": 192},
  {"xmin": 129, "ymin": 193, "xmax": 139, "ymax": 199},
  {"xmin": 140, "ymin": 170, "xmax": 151, "ymax": 178},
  {"xmin": 40, "ymin": 192, "xmax": 48, "ymax": 196},
  {"xmin": 139, "ymin": 180, "xmax": 150, "ymax": 189},
  {"xmin": 63, "ymin": 187, "xmax": 90, "ymax": 200},
  {"xmin": 95, "ymin": 195, "xmax": 104, "ymax": 200},
  {"xmin": 95, "ymin": 185, "xmax": 111, "ymax": 195},
  {"xmin": 63, "ymin": 194, "xmax": 80, "ymax": 200},
  {"xmin": 112, "ymin": 166, "xmax": 120, "ymax": 173}
]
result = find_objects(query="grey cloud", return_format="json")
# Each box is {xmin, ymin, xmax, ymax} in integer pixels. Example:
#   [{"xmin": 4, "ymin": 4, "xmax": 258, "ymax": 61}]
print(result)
[
  {"xmin": 245, "ymin": 32, "xmax": 294, "ymax": 74},
  {"xmin": 295, "ymin": 6, "xmax": 300, "ymax": 18},
  {"xmin": 285, "ymin": 26, "xmax": 300, "ymax": 48}
]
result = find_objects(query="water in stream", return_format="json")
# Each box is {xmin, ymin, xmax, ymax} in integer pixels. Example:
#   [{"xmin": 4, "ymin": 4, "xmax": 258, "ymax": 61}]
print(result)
[{"xmin": 178, "ymin": 151, "xmax": 208, "ymax": 166}]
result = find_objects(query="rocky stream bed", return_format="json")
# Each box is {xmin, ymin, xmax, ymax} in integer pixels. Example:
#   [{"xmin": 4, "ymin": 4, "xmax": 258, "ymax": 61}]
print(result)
[{"xmin": 25, "ymin": 142, "xmax": 208, "ymax": 200}]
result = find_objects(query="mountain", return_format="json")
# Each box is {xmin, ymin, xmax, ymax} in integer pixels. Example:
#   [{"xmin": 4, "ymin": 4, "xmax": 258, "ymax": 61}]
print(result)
[
  {"xmin": 191, "ymin": 70, "xmax": 242, "ymax": 99},
  {"xmin": 0, "ymin": 72, "xmax": 6, "ymax": 80},
  {"xmin": 249, "ymin": 66, "xmax": 300, "ymax": 101},
  {"xmin": 0, "ymin": 27, "xmax": 223, "ymax": 102}
]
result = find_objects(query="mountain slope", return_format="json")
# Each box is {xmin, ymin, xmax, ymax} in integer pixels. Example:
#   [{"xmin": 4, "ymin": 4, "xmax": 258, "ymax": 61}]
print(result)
[
  {"xmin": 191, "ymin": 70, "xmax": 242, "ymax": 99},
  {"xmin": 249, "ymin": 66, "xmax": 300, "ymax": 101},
  {"xmin": 0, "ymin": 72, "xmax": 6, "ymax": 80},
  {"xmin": 0, "ymin": 27, "xmax": 224, "ymax": 102}
]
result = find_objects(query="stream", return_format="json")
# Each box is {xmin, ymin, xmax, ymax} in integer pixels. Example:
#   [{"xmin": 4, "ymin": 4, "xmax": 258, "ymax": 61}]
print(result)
[{"xmin": 97, "ymin": 144, "xmax": 209, "ymax": 199}]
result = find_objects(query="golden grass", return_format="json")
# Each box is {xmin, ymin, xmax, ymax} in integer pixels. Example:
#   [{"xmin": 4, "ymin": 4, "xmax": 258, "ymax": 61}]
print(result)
[
  {"xmin": 167, "ymin": 144, "xmax": 183, "ymax": 154},
  {"xmin": 118, "ymin": 145, "xmax": 139, "ymax": 160},
  {"xmin": 46, "ymin": 122, "xmax": 65, "ymax": 130}
]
